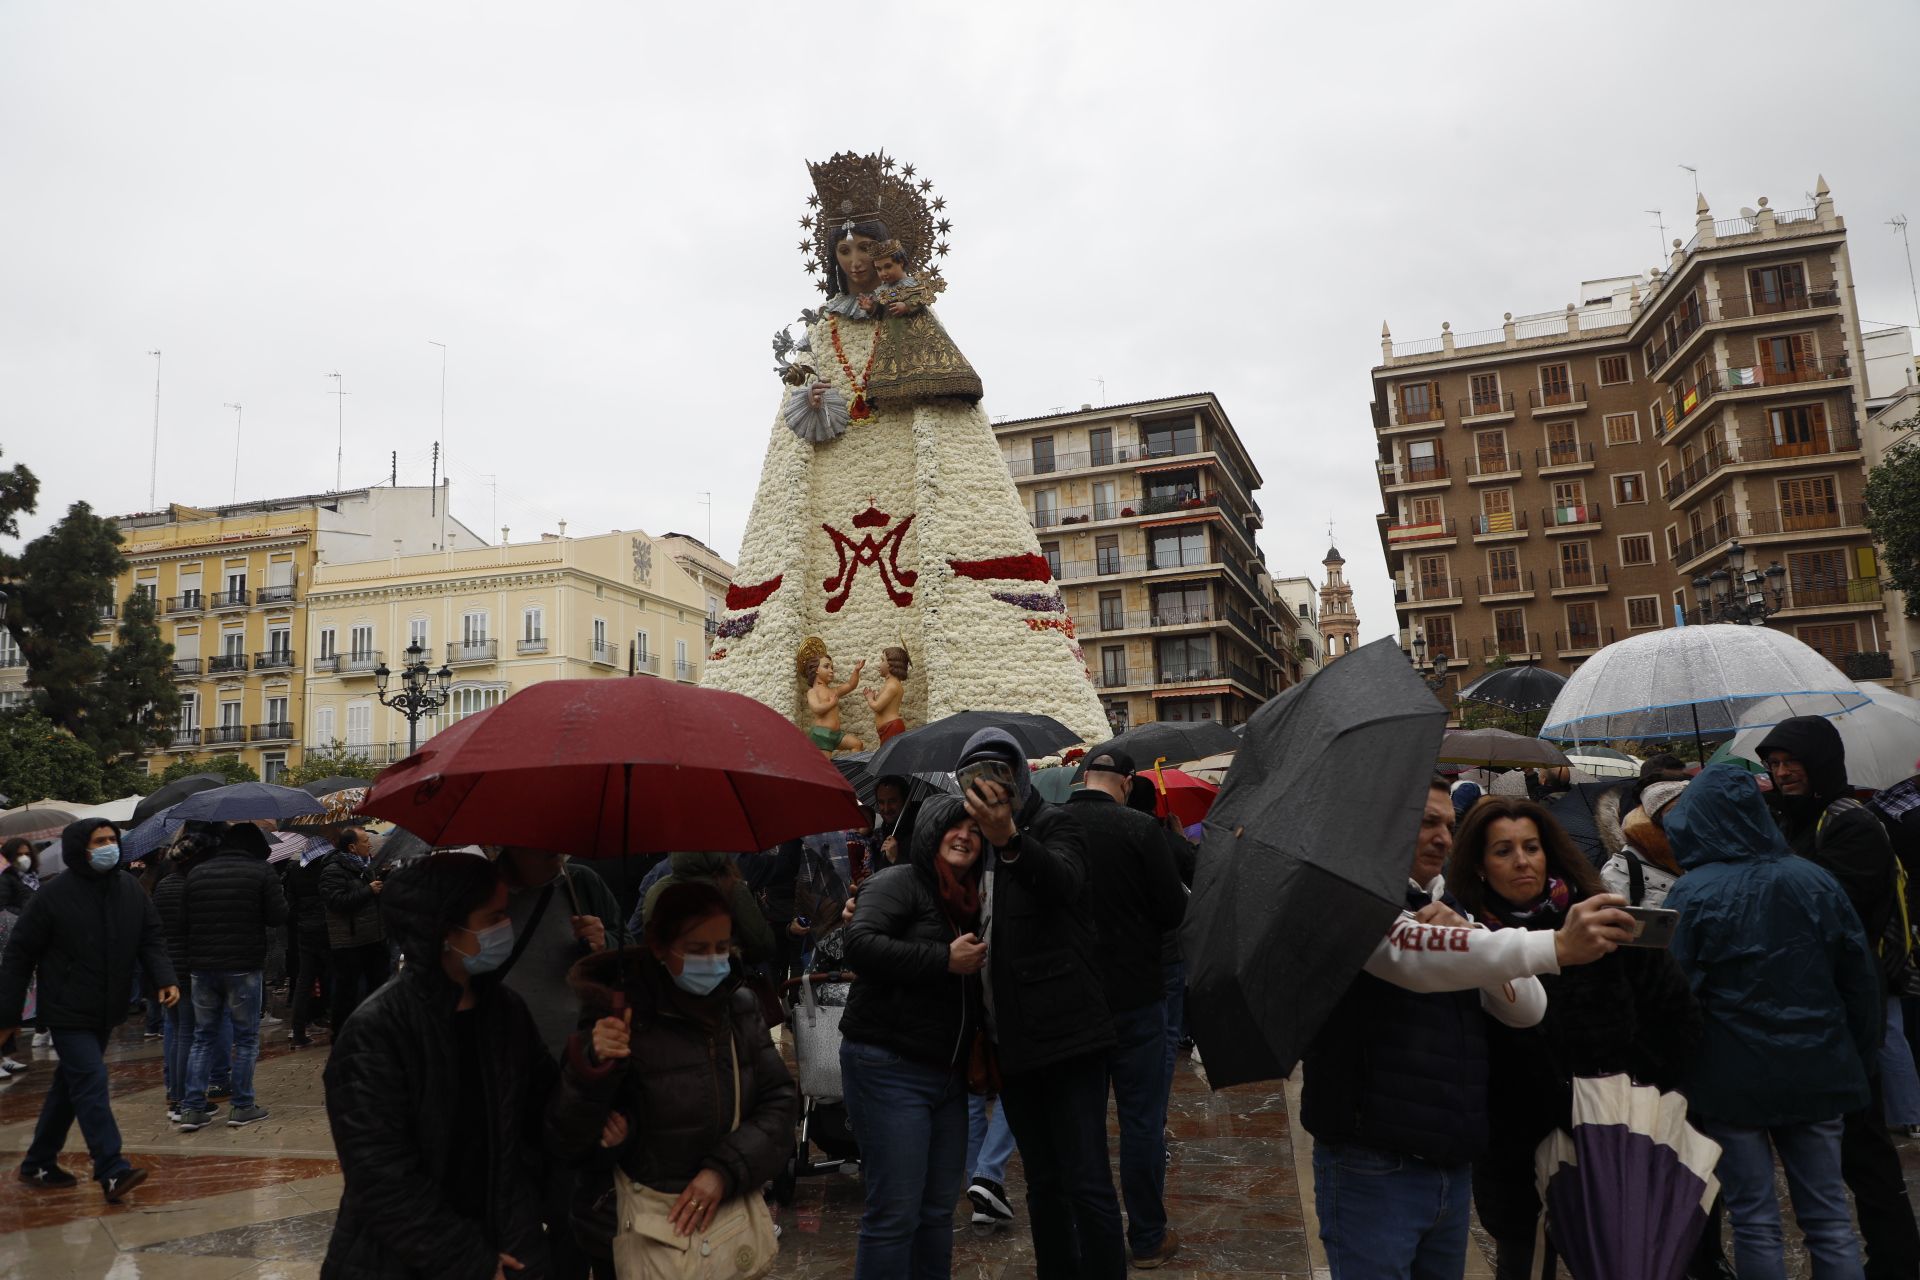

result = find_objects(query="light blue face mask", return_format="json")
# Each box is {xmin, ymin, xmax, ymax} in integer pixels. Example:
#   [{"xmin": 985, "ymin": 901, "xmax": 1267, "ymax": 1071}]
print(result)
[
  {"xmin": 449, "ymin": 920, "xmax": 515, "ymax": 975},
  {"xmin": 89, "ymin": 844, "xmax": 121, "ymax": 873},
  {"xmin": 672, "ymin": 952, "xmax": 731, "ymax": 997}
]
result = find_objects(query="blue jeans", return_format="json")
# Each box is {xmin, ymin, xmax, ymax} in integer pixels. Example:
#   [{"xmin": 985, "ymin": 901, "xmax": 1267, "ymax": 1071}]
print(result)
[
  {"xmin": 998, "ymin": 1050, "xmax": 1127, "ymax": 1279},
  {"xmin": 966, "ymin": 1093, "xmax": 1016, "ymax": 1183},
  {"xmin": 185, "ymin": 971, "xmax": 262, "ymax": 1112},
  {"xmin": 24, "ymin": 1028, "xmax": 130, "ymax": 1185},
  {"xmin": 839, "ymin": 1039, "xmax": 970, "ymax": 1280},
  {"xmin": 1882, "ymin": 998, "xmax": 1920, "ymax": 1128},
  {"xmin": 163, "ymin": 976, "xmax": 231, "ymax": 1102},
  {"xmin": 1696, "ymin": 1116, "xmax": 1861, "ymax": 1280},
  {"xmin": 1161, "ymin": 960, "xmax": 1186, "ymax": 1085},
  {"xmin": 1312, "ymin": 1141, "xmax": 1471, "ymax": 1280},
  {"xmin": 1110, "ymin": 1001, "xmax": 1170, "ymax": 1256}
]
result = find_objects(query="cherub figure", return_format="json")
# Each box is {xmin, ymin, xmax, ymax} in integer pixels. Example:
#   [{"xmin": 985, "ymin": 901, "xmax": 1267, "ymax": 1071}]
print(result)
[
  {"xmin": 798, "ymin": 636, "xmax": 865, "ymax": 754},
  {"xmin": 864, "ymin": 239, "xmax": 945, "ymax": 317},
  {"xmin": 863, "ymin": 646, "xmax": 911, "ymax": 743}
]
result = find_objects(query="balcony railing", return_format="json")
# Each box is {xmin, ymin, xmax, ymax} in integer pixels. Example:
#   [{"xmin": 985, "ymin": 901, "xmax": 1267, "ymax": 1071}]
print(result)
[
  {"xmin": 1673, "ymin": 514, "xmax": 1742, "ymax": 567},
  {"xmin": 1396, "ymin": 400, "xmax": 1446, "ymax": 425},
  {"xmin": 210, "ymin": 589, "xmax": 250, "ymax": 610},
  {"xmin": 1788, "ymin": 576, "xmax": 1882, "ymax": 609},
  {"xmin": 633, "ymin": 652, "xmax": 661, "ymax": 675},
  {"xmin": 517, "ymin": 637, "xmax": 549, "ymax": 655},
  {"xmin": 1529, "ymin": 383, "xmax": 1588, "ymax": 411},
  {"xmin": 255, "ymin": 584, "xmax": 296, "ymax": 605},
  {"xmin": 1664, "ymin": 441, "xmax": 1738, "ymax": 502},
  {"xmin": 1386, "ymin": 516, "xmax": 1457, "ymax": 545},
  {"xmin": 166, "ymin": 593, "xmax": 204, "ymax": 615},
  {"xmin": 1460, "ymin": 392, "xmax": 1516, "ymax": 419},
  {"xmin": 254, "ymin": 649, "xmax": 296, "ymax": 671},
  {"xmin": 1473, "ymin": 510, "xmax": 1528, "ymax": 537},
  {"xmin": 170, "ymin": 728, "xmax": 200, "ymax": 748},
  {"xmin": 1536, "ymin": 442, "xmax": 1596, "ymax": 471},
  {"xmin": 1745, "ymin": 501, "xmax": 1869, "ymax": 536},
  {"xmin": 674, "ymin": 660, "xmax": 695, "ymax": 681},
  {"xmin": 207, "ymin": 653, "xmax": 249, "ymax": 674},
  {"xmin": 1155, "ymin": 663, "xmax": 1252, "ymax": 687},
  {"xmin": 1467, "ymin": 452, "xmax": 1523, "ymax": 479},
  {"xmin": 1398, "ymin": 578, "xmax": 1463, "ymax": 605},
  {"xmin": 1482, "ymin": 632, "xmax": 1543, "ymax": 658},
  {"xmin": 1477, "ymin": 571, "xmax": 1536, "ymax": 598},
  {"xmin": 447, "ymin": 640, "xmax": 498, "ymax": 664},
  {"xmin": 170, "ymin": 658, "xmax": 201, "ymax": 678},
  {"xmin": 204, "ymin": 724, "xmax": 249, "ymax": 745},
  {"xmin": 1665, "ymin": 428, "xmax": 1863, "ymax": 504},
  {"xmin": 1093, "ymin": 668, "xmax": 1135, "ymax": 690},
  {"xmin": 96, "ymin": 604, "xmax": 117, "ymax": 625},
  {"xmin": 1646, "ymin": 285, "xmax": 1843, "ymax": 373},
  {"xmin": 1004, "ymin": 443, "xmax": 1153, "ymax": 478},
  {"xmin": 1846, "ymin": 650, "xmax": 1895, "ymax": 680},
  {"xmin": 590, "ymin": 640, "xmax": 617, "ymax": 666},
  {"xmin": 1382, "ymin": 459, "xmax": 1450, "ymax": 487},
  {"xmin": 1656, "ymin": 357, "xmax": 1854, "ymax": 439},
  {"xmin": 0, "ymin": 650, "xmax": 23, "ymax": 669},
  {"xmin": 1541, "ymin": 503, "xmax": 1603, "ymax": 531},
  {"xmin": 1551, "ymin": 563, "xmax": 1610, "ymax": 591},
  {"xmin": 250, "ymin": 721, "xmax": 296, "ymax": 742},
  {"xmin": 1556, "ymin": 626, "xmax": 1615, "ymax": 653}
]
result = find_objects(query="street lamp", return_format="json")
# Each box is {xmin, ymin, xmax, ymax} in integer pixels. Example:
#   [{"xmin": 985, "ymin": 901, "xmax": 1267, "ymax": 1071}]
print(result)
[
  {"xmin": 1408, "ymin": 628, "xmax": 1453, "ymax": 693},
  {"xmin": 374, "ymin": 641, "xmax": 454, "ymax": 756},
  {"xmin": 1690, "ymin": 540, "xmax": 1787, "ymax": 625}
]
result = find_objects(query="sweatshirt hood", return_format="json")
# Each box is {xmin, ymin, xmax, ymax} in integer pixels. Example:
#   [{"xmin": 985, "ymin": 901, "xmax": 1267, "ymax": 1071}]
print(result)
[
  {"xmin": 218, "ymin": 822, "xmax": 273, "ymax": 861},
  {"xmin": 957, "ymin": 727, "xmax": 1032, "ymax": 803},
  {"xmin": 669, "ymin": 850, "xmax": 733, "ymax": 879},
  {"xmin": 61, "ymin": 818, "xmax": 119, "ymax": 877},
  {"xmin": 908, "ymin": 793, "xmax": 968, "ymax": 878},
  {"xmin": 1754, "ymin": 714, "xmax": 1849, "ymax": 805},
  {"xmin": 1665, "ymin": 762, "xmax": 1791, "ymax": 870}
]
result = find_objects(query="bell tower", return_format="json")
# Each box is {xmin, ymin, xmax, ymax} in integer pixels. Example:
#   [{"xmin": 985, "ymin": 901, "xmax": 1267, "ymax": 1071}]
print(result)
[{"xmin": 1320, "ymin": 543, "xmax": 1360, "ymax": 662}]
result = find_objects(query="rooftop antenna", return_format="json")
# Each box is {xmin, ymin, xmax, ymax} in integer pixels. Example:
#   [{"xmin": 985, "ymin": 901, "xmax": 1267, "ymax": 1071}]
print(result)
[
  {"xmin": 1892, "ymin": 216, "xmax": 1920, "ymax": 336},
  {"xmin": 324, "ymin": 372, "xmax": 348, "ymax": 491},
  {"xmin": 1091, "ymin": 376, "xmax": 1106, "ymax": 405},
  {"xmin": 223, "ymin": 402, "xmax": 243, "ymax": 503},
  {"xmin": 483, "ymin": 474, "xmax": 497, "ymax": 540},
  {"xmin": 428, "ymin": 340, "xmax": 447, "ymax": 549},
  {"xmin": 698, "ymin": 491, "xmax": 712, "ymax": 547},
  {"xmin": 1679, "ymin": 164, "xmax": 1699, "ymax": 195},
  {"xmin": 146, "ymin": 350, "xmax": 162, "ymax": 508},
  {"xmin": 1646, "ymin": 209, "xmax": 1667, "ymax": 258}
]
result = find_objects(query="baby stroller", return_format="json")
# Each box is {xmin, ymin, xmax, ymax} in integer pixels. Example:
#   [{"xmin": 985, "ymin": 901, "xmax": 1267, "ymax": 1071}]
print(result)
[{"xmin": 772, "ymin": 966, "xmax": 859, "ymax": 1204}]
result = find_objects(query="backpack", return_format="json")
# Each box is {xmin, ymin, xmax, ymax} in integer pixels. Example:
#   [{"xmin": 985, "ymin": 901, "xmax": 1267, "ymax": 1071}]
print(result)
[{"xmin": 1819, "ymin": 796, "xmax": 1916, "ymax": 990}]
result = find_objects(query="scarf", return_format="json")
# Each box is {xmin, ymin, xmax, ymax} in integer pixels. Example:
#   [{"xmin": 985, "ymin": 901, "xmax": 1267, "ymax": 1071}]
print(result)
[
  {"xmin": 11, "ymin": 866, "xmax": 38, "ymax": 893},
  {"xmin": 934, "ymin": 857, "xmax": 981, "ymax": 933},
  {"xmin": 1487, "ymin": 876, "xmax": 1572, "ymax": 930}
]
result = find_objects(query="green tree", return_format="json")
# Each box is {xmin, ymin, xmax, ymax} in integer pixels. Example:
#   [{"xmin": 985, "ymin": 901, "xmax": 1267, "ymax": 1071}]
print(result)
[
  {"xmin": 0, "ymin": 445, "xmax": 37, "ymax": 542},
  {"xmin": 153, "ymin": 754, "xmax": 259, "ymax": 786},
  {"xmin": 1864, "ymin": 412, "xmax": 1920, "ymax": 618},
  {"xmin": 93, "ymin": 589, "xmax": 179, "ymax": 757},
  {"xmin": 6, "ymin": 501, "xmax": 123, "ymax": 736},
  {"xmin": 0, "ymin": 707, "xmax": 105, "ymax": 804},
  {"xmin": 282, "ymin": 739, "xmax": 381, "ymax": 787}
]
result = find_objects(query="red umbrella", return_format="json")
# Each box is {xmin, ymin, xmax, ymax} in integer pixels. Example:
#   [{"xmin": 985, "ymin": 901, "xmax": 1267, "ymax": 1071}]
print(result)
[
  {"xmin": 357, "ymin": 679, "xmax": 865, "ymax": 856},
  {"xmin": 1144, "ymin": 765, "xmax": 1219, "ymax": 827}
]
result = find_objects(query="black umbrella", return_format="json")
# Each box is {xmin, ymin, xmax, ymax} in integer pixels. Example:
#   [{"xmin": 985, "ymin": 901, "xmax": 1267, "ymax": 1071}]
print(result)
[
  {"xmin": 831, "ymin": 752, "xmax": 955, "ymax": 809},
  {"xmin": 131, "ymin": 773, "xmax": 227, "ymax": 826},
  {"xmin": 865, "ymin": 710, "xmax": 1081, "ymax": 780},
  {"xmin": 169, "ymin": 782, "xmax": 326, "ymax": 824},
  {"xmin": 1182, "ymin": 637, "xmax": 1449, "ymax": 1088},
  {"xmin": 1089, "ymin": 721, "xmax": 1241, "ymax": 769},
  {"xmin": 300, "ymin": 776, "xmax": 369, "ymax": 798},
  {"xmin": 1458, "ymin": 664, "xmax": 1568, "ymax": 714}
]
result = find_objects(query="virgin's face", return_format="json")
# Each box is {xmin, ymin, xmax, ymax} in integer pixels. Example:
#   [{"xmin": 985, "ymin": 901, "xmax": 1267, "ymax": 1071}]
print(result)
[
  {"xmin": 836, "ymin": 234, "xmax": 878, "ymax": 290},
  {"xmin": 1482, "ymin": 817, "xmax": 1548, "ymax": 904}
]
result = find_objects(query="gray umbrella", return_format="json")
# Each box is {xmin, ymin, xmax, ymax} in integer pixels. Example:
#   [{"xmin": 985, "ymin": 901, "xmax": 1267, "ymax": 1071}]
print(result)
[
  {"xmin": 1182, "ymin": 637, "xmax": 1449, "ymax": 1088},
  {"xmin": 1437, "ymin": 728, "xmax": 1570, "ymax": 770}
]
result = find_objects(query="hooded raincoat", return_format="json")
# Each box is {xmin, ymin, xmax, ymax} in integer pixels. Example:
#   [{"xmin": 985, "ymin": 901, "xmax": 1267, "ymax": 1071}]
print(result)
[{"xmin": 1664, "ymin": 763, "xmax": 1879, "ymax": 1127}]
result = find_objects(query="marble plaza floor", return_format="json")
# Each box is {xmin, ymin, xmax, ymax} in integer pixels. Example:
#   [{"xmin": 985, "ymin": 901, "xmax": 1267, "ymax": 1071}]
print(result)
[{"xmin": 3, "ymin": 1018, "xmax": 1917, "ymax": 1279}]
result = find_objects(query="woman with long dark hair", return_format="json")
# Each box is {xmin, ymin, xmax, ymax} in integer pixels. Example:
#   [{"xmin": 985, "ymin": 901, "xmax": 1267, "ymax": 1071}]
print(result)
[{"xmin": 1448, "ymin": 796, "xmax": 1699, "ymax": 1279}]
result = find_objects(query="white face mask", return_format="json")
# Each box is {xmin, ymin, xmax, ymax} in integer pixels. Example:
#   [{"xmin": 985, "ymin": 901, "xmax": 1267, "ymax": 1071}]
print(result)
[{"xmin": 12, "ymin": 857, "xmax": 28, "ymax": 873}]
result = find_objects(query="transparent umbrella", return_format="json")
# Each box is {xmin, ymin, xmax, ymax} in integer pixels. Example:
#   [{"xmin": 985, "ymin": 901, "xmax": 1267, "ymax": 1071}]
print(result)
[
  {"xmin": 1723, "ymin": 682, "xmax": 1920, "ymax": 790},
  {"xmin": 1540, "ymin": 624, "xmax": 1867, "ymax": 748}
]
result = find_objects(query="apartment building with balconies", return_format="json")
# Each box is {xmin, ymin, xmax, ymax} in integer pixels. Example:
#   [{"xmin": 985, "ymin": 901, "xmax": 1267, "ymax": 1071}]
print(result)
[
  {"xmin": 111, "ymin": 485, "xmax": 479, "ymax": 781},
  {"xmin": 993, "ymin": 393, "xmax": 1298, "ymax": 733},
  {"xmin": 303, "ymin": 527, "xmax": 731, "ymax": 766},
  {"xmin": 1371, "ymin": 179, "xmax": 1890, "ymax": 694}
]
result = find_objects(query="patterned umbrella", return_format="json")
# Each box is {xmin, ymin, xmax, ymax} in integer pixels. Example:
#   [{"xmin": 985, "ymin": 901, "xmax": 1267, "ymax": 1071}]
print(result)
[{"xmin": 286, "ymin": 787, "xmax": 368, "ymax": 827}]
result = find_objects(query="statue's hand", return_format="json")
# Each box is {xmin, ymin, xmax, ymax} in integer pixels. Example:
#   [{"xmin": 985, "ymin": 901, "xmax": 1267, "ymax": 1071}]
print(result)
[{"xmin": 807, "ymin": 379, "xmax": 829, "ymax": 410}]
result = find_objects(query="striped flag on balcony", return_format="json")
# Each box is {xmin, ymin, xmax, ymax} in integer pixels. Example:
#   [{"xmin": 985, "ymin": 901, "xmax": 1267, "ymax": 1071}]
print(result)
[
  {"xmin": 1484, "ymin": 510, "xmax": 1514, "ymax": 533},
  {"xmin": 1725, "ymin": 366, "xmax": 1758, "ymax": 388}
]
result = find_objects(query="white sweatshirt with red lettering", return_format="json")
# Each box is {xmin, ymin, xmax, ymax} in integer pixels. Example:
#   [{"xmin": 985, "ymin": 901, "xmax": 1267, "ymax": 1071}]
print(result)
[{"xmin": 1360, "ymin": 877, "xmax": 1555, "ymax": 1029}]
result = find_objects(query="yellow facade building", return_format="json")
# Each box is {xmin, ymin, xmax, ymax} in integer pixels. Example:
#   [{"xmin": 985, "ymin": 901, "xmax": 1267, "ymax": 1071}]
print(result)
[
  {"xmin": 109, "ymin": 486, "xmax": 479, "ymax": 781},
  {"xmin": 303, "ymin": 528, "xmax": 731, "ymax": 764}
]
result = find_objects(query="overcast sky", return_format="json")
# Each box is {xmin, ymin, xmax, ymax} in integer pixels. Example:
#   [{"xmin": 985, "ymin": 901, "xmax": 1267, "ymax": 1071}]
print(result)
[{"xmin": 4, "ymin": 1, "xmax": 1916, "ymax": 643}]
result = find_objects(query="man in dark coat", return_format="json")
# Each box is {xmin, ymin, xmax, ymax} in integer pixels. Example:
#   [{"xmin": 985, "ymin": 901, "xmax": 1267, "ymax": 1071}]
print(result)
[
  {"xmin": 1756, "ymin": 714, "xmax": 1920, "ymax": 1280},
  {"xmin": 322, "ymin": 825, "xmax": 390, "ymax": 1037},
  {"xmin": 956, "ymin": 727, "xmax": 1123, "ymax": 1279},
  {"xmin": 0, "ymin": 819, "xmax": 177, "ymax": 1201},
  {"xmin": 174, "ymin": 822, "xmax": 289, "ymax": 1132},
  {"xmin": 1066, "ymin": 747, "xmax": 1189, "ymax": 1269}
]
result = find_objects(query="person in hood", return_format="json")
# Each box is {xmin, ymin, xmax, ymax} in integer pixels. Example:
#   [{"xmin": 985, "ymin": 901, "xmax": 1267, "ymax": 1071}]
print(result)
[
  {"xmin": 837, "ymin": 792, "xmax": 987, "ymax": 1277},
  {"xmin": 321, "ymin": 851, "xmax": 557, "ymax": 1280},
  {"xmin": 0, "ymin": 836, "xmax": 39, "ymax": 1077},
  {"xmin": 1756, "ymin": 715, "xmax": 1920, "ymax": 1280},
  {"xmin": 1449, "ymin": 779, "xmax": 1483, "ymax": 821},
  {"xmin": 637, "ymin": 850, "xmax": 775, "ymax": 966},
  {"xmin": 0, "ymin": 819, "xmax": 177, "ymax": 1202},
  {"xmin": 952, "ymin": 727, "xmax": 1125, "ymax": 1278},
  {"xmin": 548, "ymin": 880, "xmax": 796, "ymax": 1271},
  {"xmin": 1664, "ymin": 763, "xmax": 1881, "ymax": 1279}
]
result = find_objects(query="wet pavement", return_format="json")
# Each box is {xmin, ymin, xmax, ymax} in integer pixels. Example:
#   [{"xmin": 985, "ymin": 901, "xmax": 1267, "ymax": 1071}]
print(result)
[{"xmin": 3, "ymin": 1018, "xmax": 1916, "ymax": 1278}]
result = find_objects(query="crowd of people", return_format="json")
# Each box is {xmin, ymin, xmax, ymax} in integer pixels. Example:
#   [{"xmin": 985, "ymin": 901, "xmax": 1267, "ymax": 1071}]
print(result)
[{"xmin": 0, "ymin": 711, "xmax": 1916, "ymax": 1278}]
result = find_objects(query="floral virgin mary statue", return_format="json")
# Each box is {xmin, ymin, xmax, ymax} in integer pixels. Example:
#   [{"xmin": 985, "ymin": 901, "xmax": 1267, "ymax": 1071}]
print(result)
[{"xmin": 701, "ymin": 151, "xmax": 1108, "ymax": 748}]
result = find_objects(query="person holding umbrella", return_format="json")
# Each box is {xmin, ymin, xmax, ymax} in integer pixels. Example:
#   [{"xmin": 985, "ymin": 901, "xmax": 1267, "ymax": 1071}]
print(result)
[{"xmin": 322, "ymin": 825, "xmax": 391, "ymax": 1035}]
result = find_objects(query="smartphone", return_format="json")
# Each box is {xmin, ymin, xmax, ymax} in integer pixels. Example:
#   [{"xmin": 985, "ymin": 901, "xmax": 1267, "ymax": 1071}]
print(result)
[
  {"xmin": 1618, "ymin": 904, "xmax": 1679, "ymax": 949},
  {"xmin": 956, "ymin": 759, "xmax": 1015, "ymax": 796}
]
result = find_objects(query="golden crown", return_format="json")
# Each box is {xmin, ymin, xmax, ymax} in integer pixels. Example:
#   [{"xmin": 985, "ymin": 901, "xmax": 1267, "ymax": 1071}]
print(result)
[{"xmin": 796, "ymin": 150, "xmax": 952, "ymax": 295}]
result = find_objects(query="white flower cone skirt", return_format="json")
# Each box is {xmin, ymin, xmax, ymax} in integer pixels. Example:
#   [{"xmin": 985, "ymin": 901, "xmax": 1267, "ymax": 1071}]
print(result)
[{"xmin": 703, "ymin": 315, "xmax": 1109, "ymax": 749}]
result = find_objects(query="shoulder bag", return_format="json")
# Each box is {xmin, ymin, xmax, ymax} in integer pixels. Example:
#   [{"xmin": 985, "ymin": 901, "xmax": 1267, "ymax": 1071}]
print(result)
[{"xmin": 611, "ymin": 1033, "xmax": 778, "ymax": 1280}]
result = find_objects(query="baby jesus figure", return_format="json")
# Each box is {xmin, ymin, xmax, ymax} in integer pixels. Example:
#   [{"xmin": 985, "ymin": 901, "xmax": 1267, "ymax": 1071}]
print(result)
[
  {"xmin": 863, "ymin": 646, "xmax": 911, "ymax": 743},
  {"xmin": 798, "ymin": 637, "xmax": 865, "ymax": 754},
  {"xmin": 859, "ymin": 239, "xmax": 945, "ymax": 317}
]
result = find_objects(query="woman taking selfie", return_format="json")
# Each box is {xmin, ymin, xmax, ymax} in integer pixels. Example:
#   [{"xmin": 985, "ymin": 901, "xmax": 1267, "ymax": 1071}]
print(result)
[
  {"xmin": 1447, "ymin": 796, "xmax": 1699, "ymax": 1279},
  {"xmin": 838, "ymin": 792, "xmax": 987, "ymax": 1279},
  {"xmin": 548, "ymin": 880, "xmax": 794, "ymax": 1274}
]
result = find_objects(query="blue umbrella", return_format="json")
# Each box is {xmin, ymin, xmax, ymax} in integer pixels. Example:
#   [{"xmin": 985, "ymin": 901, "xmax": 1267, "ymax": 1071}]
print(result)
[
  {"xmin": 120, "ymin": 810, "xmax": 186, "ymax": 863},
  {"xmin": 167, "ymin": 782, "xmax": 325, "ymax": 824}
]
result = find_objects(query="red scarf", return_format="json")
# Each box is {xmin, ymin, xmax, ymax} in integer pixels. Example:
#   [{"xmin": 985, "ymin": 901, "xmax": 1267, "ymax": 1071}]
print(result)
[{"xmin": 935, "ymin": 857, "xmax": 981, "ymax": 932}]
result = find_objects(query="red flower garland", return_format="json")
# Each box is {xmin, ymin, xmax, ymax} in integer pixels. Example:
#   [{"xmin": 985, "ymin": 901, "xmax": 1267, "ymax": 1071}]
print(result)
[{"xmin": 829, "ymin": 317, "xmax": 879, "ymax": 421}]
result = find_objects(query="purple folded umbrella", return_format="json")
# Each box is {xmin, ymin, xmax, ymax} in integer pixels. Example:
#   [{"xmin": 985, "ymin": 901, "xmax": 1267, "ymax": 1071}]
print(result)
[{"xmin": 1535, "ymin": 1074, "xmax": 1722, "ymax": 1280}]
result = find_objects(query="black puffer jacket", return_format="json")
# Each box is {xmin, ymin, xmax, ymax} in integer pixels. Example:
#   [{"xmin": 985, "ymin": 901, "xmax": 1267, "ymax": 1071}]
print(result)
[
  {"xmin": 182, "ymin": 826, "xmax": 289, "ymax": 972},
  {"xmin": 1759, "ymin": 716, "xmax": 1898, "ymax": 946},
  {"xmin": 0, "ymin": 866, "xmax": 36, "ymax": 915},
  {"xmin": 1064, "ymin": 790, "xmax": 1189, "ymax": 1012},
  {"xmin": 322, "ymin": 852, "xmax": 385, "ymax": 949},
  {"xmin": 0, "ymin": 819, "xmax": 175, "ymax": 1030},
  {"xmin": 152, "ymin": 861, "xmax": 194, "ymax": 981},
  {"xmin": 547, "ymin": 949, "xmax": 797, "ymax": 1201},
  {"xmin": 841, "ymin": 793, "xmax": 982, "ymax": 1071},
  {"xmin": 321, "ymin": 963, "xmax": 556, "ymax": 1280},
  {"xmin": 285, "ymin": 849, "xmax": 333, "ymax": 938},
  {"xmin": 961, "ymin": 728, "xmax": 1114, "ymax": 1076}
]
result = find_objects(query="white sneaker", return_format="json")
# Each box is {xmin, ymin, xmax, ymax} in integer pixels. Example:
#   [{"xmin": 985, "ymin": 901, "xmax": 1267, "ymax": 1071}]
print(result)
[
  {"xmin": 258, "ymin": 1014, "xmax": 283, "ymax": 1027},
  {"xmin": 30, "ymin": 1031, "xmax": 50, "ymax": 1048},
  {"xmin": 1, "ymin": 1057, "xmax": 25, "ymax": 1072}
]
